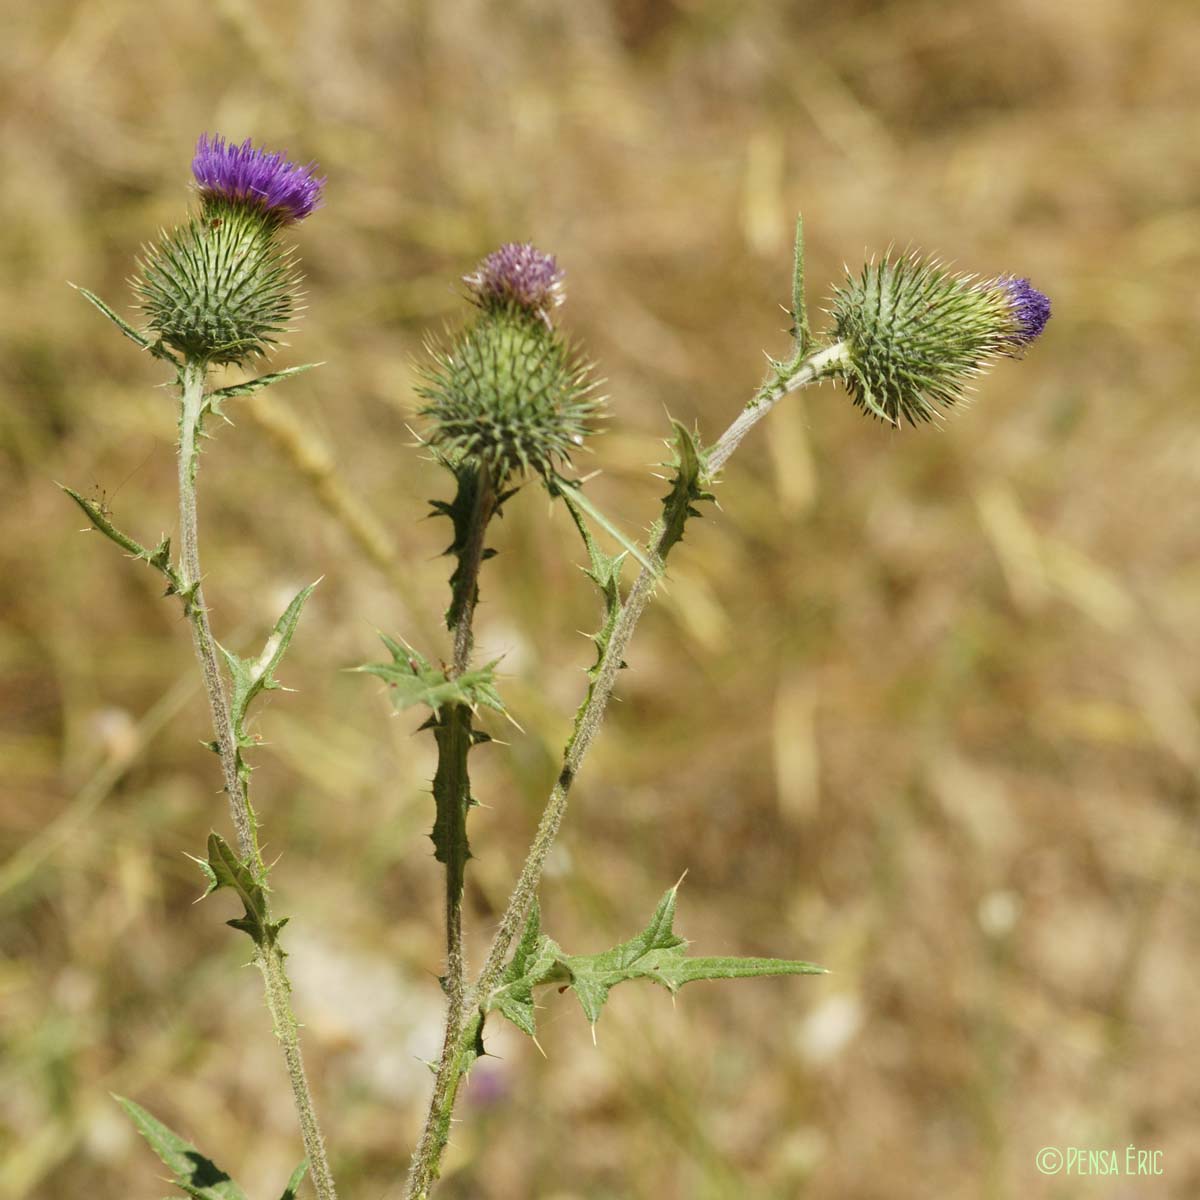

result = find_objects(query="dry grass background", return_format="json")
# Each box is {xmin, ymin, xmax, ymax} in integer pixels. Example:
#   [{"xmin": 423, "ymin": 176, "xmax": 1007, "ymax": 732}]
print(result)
[{"xmin": 2, "ymin": 1, "xmax": 1199, "ymax": 1198}]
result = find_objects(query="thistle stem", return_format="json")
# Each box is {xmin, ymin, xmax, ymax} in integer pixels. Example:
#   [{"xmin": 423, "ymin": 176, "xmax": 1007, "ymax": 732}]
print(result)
[
  {"xmin": 406, "ymin": 465, "xmax": 495, "ymax": 1200},
  {"xmin": 176, "ymin": 359, "xmax": 339, "ymax": 1200},
  {"xmin": 260, "ymin": 948, "xmax": 338, "ymax": 1200},
  {"xmin": 406, "ymin": 344, "xmax": 842, "ymax": 1196},
  {"xmin": 445, "ymin": 463, "xmax": 495, "ymax": 1011},
  {"xmin": 450, "ymin": 464, "xmax": 495, "ymax": 675},
  {"xmin": 177, "ymin": 359, "xmax": 257, "ymax": 865}
]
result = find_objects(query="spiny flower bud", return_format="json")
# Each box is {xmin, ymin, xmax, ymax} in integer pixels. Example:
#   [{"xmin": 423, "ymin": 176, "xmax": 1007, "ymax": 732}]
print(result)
[
  {"xmin": 828, "ymin": 255, "xmax": 1051, "ymax": 426},
  {"xmin": 134, "ymin": 134, "xmax": 324, "ymax": 366},
  {"xmin": 419, "ymin": 245, "xmax": 598, "ymax": 484}
]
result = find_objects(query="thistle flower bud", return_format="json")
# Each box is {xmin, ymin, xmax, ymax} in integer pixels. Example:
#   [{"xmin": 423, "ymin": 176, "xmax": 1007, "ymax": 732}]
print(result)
[
  {"xmin": 828, "ymin": 255, "xmax": 1050, "ymax": 426},
  {"xmin": 133, "ymin": 134, "xmax": 324, "ymax": 366},
  {"xmin": 419, "ymin": 246, "xmax": 598, "ymax": 484}
]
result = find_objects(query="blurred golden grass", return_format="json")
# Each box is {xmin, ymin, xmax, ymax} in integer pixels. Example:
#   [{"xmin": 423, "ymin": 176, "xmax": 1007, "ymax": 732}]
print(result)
[{"xmin": 2, "ymin": 1, "xmax": 1200, "ymax": 1197}]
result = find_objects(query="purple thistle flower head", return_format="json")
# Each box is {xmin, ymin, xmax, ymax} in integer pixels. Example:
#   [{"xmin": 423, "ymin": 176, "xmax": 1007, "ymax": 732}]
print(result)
[
  {"xmin": 191, "ymin": 133, "xmax": 325, "ymax": 224},
  {"xmin": 464, "ymin": 242, "xmax": 565, "ymax": 315},
  {"xmin": 994, "ymin": 275, "xmax": 1051, "ymax": 349}
]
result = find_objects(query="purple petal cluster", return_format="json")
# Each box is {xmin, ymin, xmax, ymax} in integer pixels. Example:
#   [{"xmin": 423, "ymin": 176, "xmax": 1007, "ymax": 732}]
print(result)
[
  {"xmin": 995, "ymin": 275, "xmax": 1051, "ymax": 347},
  {"xmin": 464, "ymin": 243, "xmax": 565, "ymax": 314},
  {"xmin": 191, "ymin": 133, "xmax": 325, "ymax": 224}
]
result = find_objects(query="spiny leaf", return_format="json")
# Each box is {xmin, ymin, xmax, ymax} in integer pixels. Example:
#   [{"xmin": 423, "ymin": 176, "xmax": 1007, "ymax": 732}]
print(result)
[
  {"xmin": 488, "ymin": 901, "xmax": 561, "ymax": 1037},
  {"xmin": 556, "ymin": 885, "xmax": 824, "ymax": 1025},
  {"xmin": 357, "ymin": 636, "xmax": 502, "ymax": 872},
  {"xmin": 189, "ymin": 832, "xmax": 287, "ymax": 949},
  {"xmin": 114, "ymin": 1095, "xmax": 248, "ymax": 1200},
  {"xmin": 553, "ymin": 476, "xmax": 655, "ymax": 574},
  {"xmin": 657, "ymin": 420, "xmax": 715, "ymax": 558},
  {"xmin": 213, "ymin": 583, "xmax": 315, "ymax": 828},
  {"xmin": 561, "ymin": 493, "xmax": 627, "ymax": 684},
  {"xmin": 71, "ymin": 284, "xmax": 181, "ymax": 368},
  {"xmin": 484, "ymin": 884, "xmax": 824, "ymax": 1034},
  {"xmin": 204, "ymin": 363, "xmax": 322, "ymax": 420},
  {"xmin": 217, "ymin": 582, "xmax": 318, "ymax": 751},
  {"xmin": 557, "ymin": 483, "xmax": 631, "ymax": 755},
  {"xmin": 61, "ymin": 485, "xmax": 182, "ymax": 593},
  {"xmin": 357, "ymin": 636, "xmax": 506, "ymax": 717},
  {"xmin": 277, "ymin": 1161, "xmax": 308, "ymax": 1200}
]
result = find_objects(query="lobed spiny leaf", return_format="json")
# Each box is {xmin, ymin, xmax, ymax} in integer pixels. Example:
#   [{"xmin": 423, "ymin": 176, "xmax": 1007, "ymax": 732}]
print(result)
[{"xmin": 483, "ymin": 884, "xmax": 824, "ymax": 1035}]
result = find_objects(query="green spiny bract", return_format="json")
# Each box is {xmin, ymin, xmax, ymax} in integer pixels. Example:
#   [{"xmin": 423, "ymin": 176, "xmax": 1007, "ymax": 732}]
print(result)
[
  {"xmin": 830, "ymin": 255, "xmax": 1025, "ymax": 427},
  {"xmin": 133, "ymin": 197, "xmax": 301, "ymax": 366},
  {"xmin": 417, "ymin": 304, "xmax": 599, "ymax": 486}
]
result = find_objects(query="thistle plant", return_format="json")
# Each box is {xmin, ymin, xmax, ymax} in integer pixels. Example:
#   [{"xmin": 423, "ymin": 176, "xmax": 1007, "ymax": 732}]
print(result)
[
  {"xmin": 66, "ymin": 134, "xmax": 335, "ymax": 1200},
  {"xmin": 67, "ymin": 139, "xmax": 1050, "ymax": 1200}
]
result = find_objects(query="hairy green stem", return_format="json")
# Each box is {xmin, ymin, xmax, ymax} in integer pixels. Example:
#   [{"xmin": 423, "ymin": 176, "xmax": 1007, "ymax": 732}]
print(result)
[
  {"xmin": 177, "ymin": 360, "xmax": 258, "ymax": 864},
  {"xmin": 708, "ymin": 341, "xmax": 848, "ymax": 474},
  {"xmin": 406, "ymin": 1013, "xmax": 483, "ymax": 1200},
  {"xmin": 260, "ymin": 948, "xmax": 337, "ymax": 1200},
  {"xmin": 176, "ymin": 359, "xmax": 339, "ymax": 1200},
  {"xmin": 405, "ymin": 465, "xmax": 495, "ymax": 1200},
  {"xmin": 407, "ymin": 344, "xmax": 843, "ymax": 1195}
]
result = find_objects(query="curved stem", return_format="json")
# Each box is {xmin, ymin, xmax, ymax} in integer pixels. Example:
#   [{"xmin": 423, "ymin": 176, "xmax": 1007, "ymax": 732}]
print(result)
[
  {"xmin": 176, "ymin": 359, "xmax": 339, "ymax": 1200},
  {"xmin": 474, "ymin": 342, "xmax": 846, "ymax": 995}
]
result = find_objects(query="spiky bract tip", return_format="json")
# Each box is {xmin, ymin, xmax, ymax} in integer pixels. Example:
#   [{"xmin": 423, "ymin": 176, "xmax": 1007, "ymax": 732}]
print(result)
[
  {"xmin": 830, "ymin": 255, "xmax": 1050, "ymax": 427},
  {"xmin": 134, "ymin": 199, "xmax": 301, "ymax": 366},
  {"xmin": 418, "ymin": 306, "xmax": 599, "ymax": 484}
]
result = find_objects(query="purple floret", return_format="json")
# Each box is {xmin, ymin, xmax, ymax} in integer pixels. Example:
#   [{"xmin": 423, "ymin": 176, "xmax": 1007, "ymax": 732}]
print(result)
[
  {"xmin": 464, "ymin": 243, "xmax": 564, "ymax": 313},
  {"xmin": 191, "ymin": 133, "xmax": 325, "ymax": 224},
  {"xmin": 997, "ymin": 276, "xmax": 1051, "ymax": 346}
]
